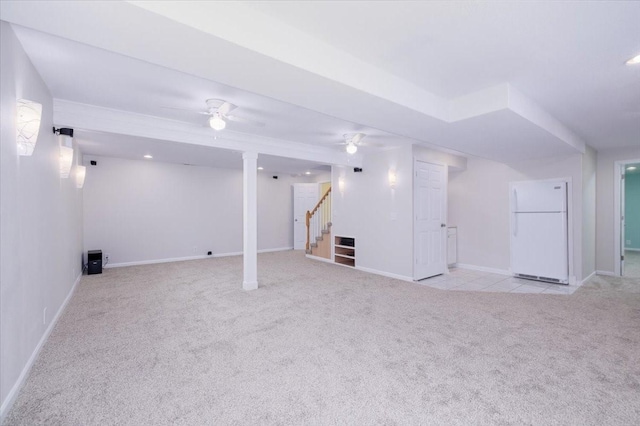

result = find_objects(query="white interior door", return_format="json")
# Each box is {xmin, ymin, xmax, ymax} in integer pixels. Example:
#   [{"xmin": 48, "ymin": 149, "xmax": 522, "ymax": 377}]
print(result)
[
  {"xmin": 293, "ymin": 183, "xmax": 319, "ymax": 250},
  {"xmin": 414, "ymin": 160, "xmax": 447, "ymax": 280}
]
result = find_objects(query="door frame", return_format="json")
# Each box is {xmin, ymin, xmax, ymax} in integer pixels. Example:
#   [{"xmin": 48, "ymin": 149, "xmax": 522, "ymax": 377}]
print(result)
[
  {"xmin": 614, "ymin": 159, "xmax": 640, "ymax": 276},
  {"xmin": 413, "ymin": 158, "xmax": 448, "ymax": 281}
]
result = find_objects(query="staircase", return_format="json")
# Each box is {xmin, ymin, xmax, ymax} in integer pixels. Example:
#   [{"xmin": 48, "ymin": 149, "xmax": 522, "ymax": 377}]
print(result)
[{"xmin": 305, "ymin": 187, "xmax": 332, "ymax": 259}]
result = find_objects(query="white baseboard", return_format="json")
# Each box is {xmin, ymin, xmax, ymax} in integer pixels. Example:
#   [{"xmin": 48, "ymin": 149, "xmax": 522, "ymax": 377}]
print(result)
[
  {"xmin": 306, "ymin": 254, "xmax": 414, "ymax": 283},
  {"xmin": 258, "ymin": 247, "xmax": 294, "ymax": 254},
  {"xmin": 355, "ymin": 265, "xmax": 414, "ymax": 283},
  {"xmin": 305, "ymin": 254, "xmax": 334, "ymax": 264},
  {"xmin": 579, "ymin": 270, "xmax": 596, "ymax": 286},
  {"xmin": 107, "ymin": 254, "xmax": 209, "ymax": 268},
  {"xmin": 454, "ymin": 263, "xmax": 511, "ymax": 276},
  {"xmin": 0, "ymin": 273, "xmax": 82, "ymax": 422},
  {"xmin": 107, "ymin": 247, "xmax": 294, "ymax": 268},
  {"xmin": 596, "ymin": 270, "xmax": 617, "ymax": 277},
  {"xmin": 214, "ymin": 247, "xmax": 294, "ymax": 258}
]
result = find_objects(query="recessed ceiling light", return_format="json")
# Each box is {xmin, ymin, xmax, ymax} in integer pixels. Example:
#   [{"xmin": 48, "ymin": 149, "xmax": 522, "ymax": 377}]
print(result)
[
  {"xmin": 627, "ymin": 166, "xmax": 637, "ymax": 171},
  {"xmin": 143, "ymin": 154, "xmax": 153, "ymax": 159},
  {"xmin": 626, "ymin": 54, "xmax": 640, "ymax": 65},
  {"xmin": 258, "ymin": 166, "xmax": 264, "ymax": 170},
  {"xmin": 305, "ymin": 171, "xmax": 311, "ymax": 175}
]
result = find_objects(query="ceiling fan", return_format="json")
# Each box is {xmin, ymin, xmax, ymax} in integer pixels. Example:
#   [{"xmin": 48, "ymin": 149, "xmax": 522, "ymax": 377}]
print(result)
[
  {"xmin": 337, "ymin": 133, "xmax": 369, "ymax": 154},
  {"xmin": 163, "ymin": 99, "xmax": 265, "ymax": 130}
]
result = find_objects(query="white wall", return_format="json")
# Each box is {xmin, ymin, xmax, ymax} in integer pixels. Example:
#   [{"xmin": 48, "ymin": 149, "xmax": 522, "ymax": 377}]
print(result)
[
  {"xmin": 83, "ymin": 156, "xmax": 308, "ymax": 266},
  {"xmin": 448, "ymin": 153, "xmax": 584, "ymax": 281},
  {"xmin": 259, "ymin": 170, "xmax": 307, "ymax": 252},
  {"xmin": 413, "ymin": 145, "xmax": 468, "ymax": 171},
  {"xmin": 0, "ymin": 22, "xmax": 83, "ymax": 418},
  {"xmin": 581, "ymin": 146, "xmax": 597, "ymax": 279},
  {"xmin": 332, "ymin": 145, "xmax": 466, "ymax": 280},
  {"xmin": 332, "ymin": 146, "xmax": 414, "ymax": 279},
  {"xmin": 311, "ymin": 170, "xmax": 331, "ymax": 184},
  {"xmin": 595, "ymin": 146, "xmax": 640, "ymax": 273}
]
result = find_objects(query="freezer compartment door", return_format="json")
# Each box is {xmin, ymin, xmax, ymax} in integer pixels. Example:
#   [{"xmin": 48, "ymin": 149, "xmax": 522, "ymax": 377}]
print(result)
[
  {"xmin": 511, "ymin": 212, "xmax": 568, "ymax": 282},
  {"xmin": 512, "ymin": 180, "xmax": 566, "ymax": 213}
]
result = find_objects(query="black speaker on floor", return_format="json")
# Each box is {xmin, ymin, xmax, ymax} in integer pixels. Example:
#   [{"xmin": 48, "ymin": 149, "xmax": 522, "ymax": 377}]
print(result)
[{"xmin": 87, "ymin": 250, "xmax": 102, "ymax": 275}]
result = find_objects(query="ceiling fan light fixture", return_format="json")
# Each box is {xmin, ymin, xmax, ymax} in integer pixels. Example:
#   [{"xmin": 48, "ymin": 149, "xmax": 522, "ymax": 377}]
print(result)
[
  {"xmin": 626, "ymin": 54, "xmax": 640, "ymax": 65},
  {"xmin": 346, "ymin": 142, "xmax": 358, "ymax": 154},
  {"xmin": 209, "ymin": 113, "xmax": 226, "ymax": 130}
]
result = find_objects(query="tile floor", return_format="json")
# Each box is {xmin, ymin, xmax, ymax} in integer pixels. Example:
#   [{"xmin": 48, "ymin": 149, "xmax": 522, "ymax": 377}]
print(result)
[{"xmin": 418, "ymin": 267, "xmax": 577, "ymax": 294}]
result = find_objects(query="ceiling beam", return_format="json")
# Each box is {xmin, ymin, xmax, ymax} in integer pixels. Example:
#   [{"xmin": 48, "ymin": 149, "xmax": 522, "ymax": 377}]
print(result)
[
  {"xmin": 53, "ymin": 100, "xmax": 362, "ymax": 167},
  {"xmin": 1, "ymin": 0, "xmax": 586, "ymax": 161}
]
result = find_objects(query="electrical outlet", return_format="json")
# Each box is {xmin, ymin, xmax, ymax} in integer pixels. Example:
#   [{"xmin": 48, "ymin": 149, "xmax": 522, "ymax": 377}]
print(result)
[
  {"xmin": 43, "ymin": 308, "xmax": 47, "ymax": 325},
  {"xmin": 105, "ymin": 254, "xmax": 110, "ymax": 263}
]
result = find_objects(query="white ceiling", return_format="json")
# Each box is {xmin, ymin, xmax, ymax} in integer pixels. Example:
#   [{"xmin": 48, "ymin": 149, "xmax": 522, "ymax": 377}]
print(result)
[
  {"xmin": 12, "ymin": 25, "xmax": 411, "ymax": 149},
  {"xmin": 247, "ymin": 1, "xmax": 640, "ymax": 149},
  {"xmin": 76, "ymin": 130, "xmax": 331, "ymax": 176},
  {"xmin": 11, "ymin": 25, "xmax": 411, "ymax": 172},
  {"xmin": 2, "ymin": 0, "xmax": 639, "ymax": 169}
]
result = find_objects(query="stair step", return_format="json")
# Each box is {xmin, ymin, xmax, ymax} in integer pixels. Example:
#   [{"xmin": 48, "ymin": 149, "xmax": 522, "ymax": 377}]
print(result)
[
  {"xmin": 321, "ymin": 229, "xmax": 330, "ymax": 234},
  {"xmin": 305, "ymin": 249, "xmax": 312, "ymax": 254},
  {"xmin": 311, "ymin": 242, "xmax": 318, "ymax": 248},
  {"xmin": 315, "ymin": 236, "xmax": 323, "ymax": 242}
]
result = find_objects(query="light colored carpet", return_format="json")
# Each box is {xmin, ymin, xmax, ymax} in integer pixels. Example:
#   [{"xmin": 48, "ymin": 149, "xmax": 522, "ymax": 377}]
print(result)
[
  {"xmin": 624, "ymin": 250, "xmax": 640, "ymax": 278},
  {"xmin": 4, "ymin": 251, "xmax": 640, "ymax": 425}
]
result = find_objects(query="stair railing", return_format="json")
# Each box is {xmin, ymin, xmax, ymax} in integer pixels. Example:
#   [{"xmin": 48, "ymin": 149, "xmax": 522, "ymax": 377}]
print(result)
[{"xmin": 305, "ymin": 187, "xmax": 332, "ymax": 251}]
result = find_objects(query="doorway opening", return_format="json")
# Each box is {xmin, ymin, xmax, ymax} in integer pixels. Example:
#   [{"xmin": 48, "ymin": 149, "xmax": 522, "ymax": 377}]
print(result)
[{"xmin": 614, "ymin": 160, "xmax": 640, "ymax": 277}]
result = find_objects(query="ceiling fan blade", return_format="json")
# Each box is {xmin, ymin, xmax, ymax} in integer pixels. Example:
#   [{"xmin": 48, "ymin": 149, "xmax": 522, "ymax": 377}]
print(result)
[
  {"xmin": 225, "ymin": 115, "xmax": 265, "ymax": 127},
  {"xmin": 160, "ymin": 106, "xmax": 209, "ymax": 114},
  {"xmin": 218, "ymin": 101, "xmax": 238, "ymax": 116},
  {"xmin": 361, "ymin": 141, "xmax": 384, "ymax": 148},
  {"xmin": 343, "ymin": 132, "xmax": 366, "ymax": 144},
  {"xmin": 351, "ymin": 133, "xmax": 366, "ymax": 144}
]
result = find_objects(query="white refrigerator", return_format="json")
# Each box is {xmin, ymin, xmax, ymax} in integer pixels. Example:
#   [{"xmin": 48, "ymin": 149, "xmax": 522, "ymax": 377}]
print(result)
[{"xmin": 510, "ymin": 180, "xmax": 569, "ymax": 284}]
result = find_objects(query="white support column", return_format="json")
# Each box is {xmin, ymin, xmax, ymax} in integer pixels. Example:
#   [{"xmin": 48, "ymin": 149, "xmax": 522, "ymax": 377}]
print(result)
[{"xmin": 242, "ymin": 152, "xmax": 259, "ymax": 290}]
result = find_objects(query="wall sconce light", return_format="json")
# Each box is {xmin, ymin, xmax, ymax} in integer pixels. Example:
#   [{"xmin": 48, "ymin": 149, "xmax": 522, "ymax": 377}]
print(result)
[
  {"xmin": 388, "ymin": 169, "xmax": 397, "ymax": 188},
  {"xmin": 54, "ymin": 127, "xmax": 74, "ymax": 178},
  {"xmin": 76, "ymin": 165, "xmax": 86, "ymax": 189},
  {"xmin": 338, "ymin": 176, "xmax": 345, "ymax": 193},
  {"xmin": 16, "ymin": 99, "xmax": 43, "ymax": 156},
  {"xmin": 59, "ymin": 146, "xmax": 73, "ymax": 178}
]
